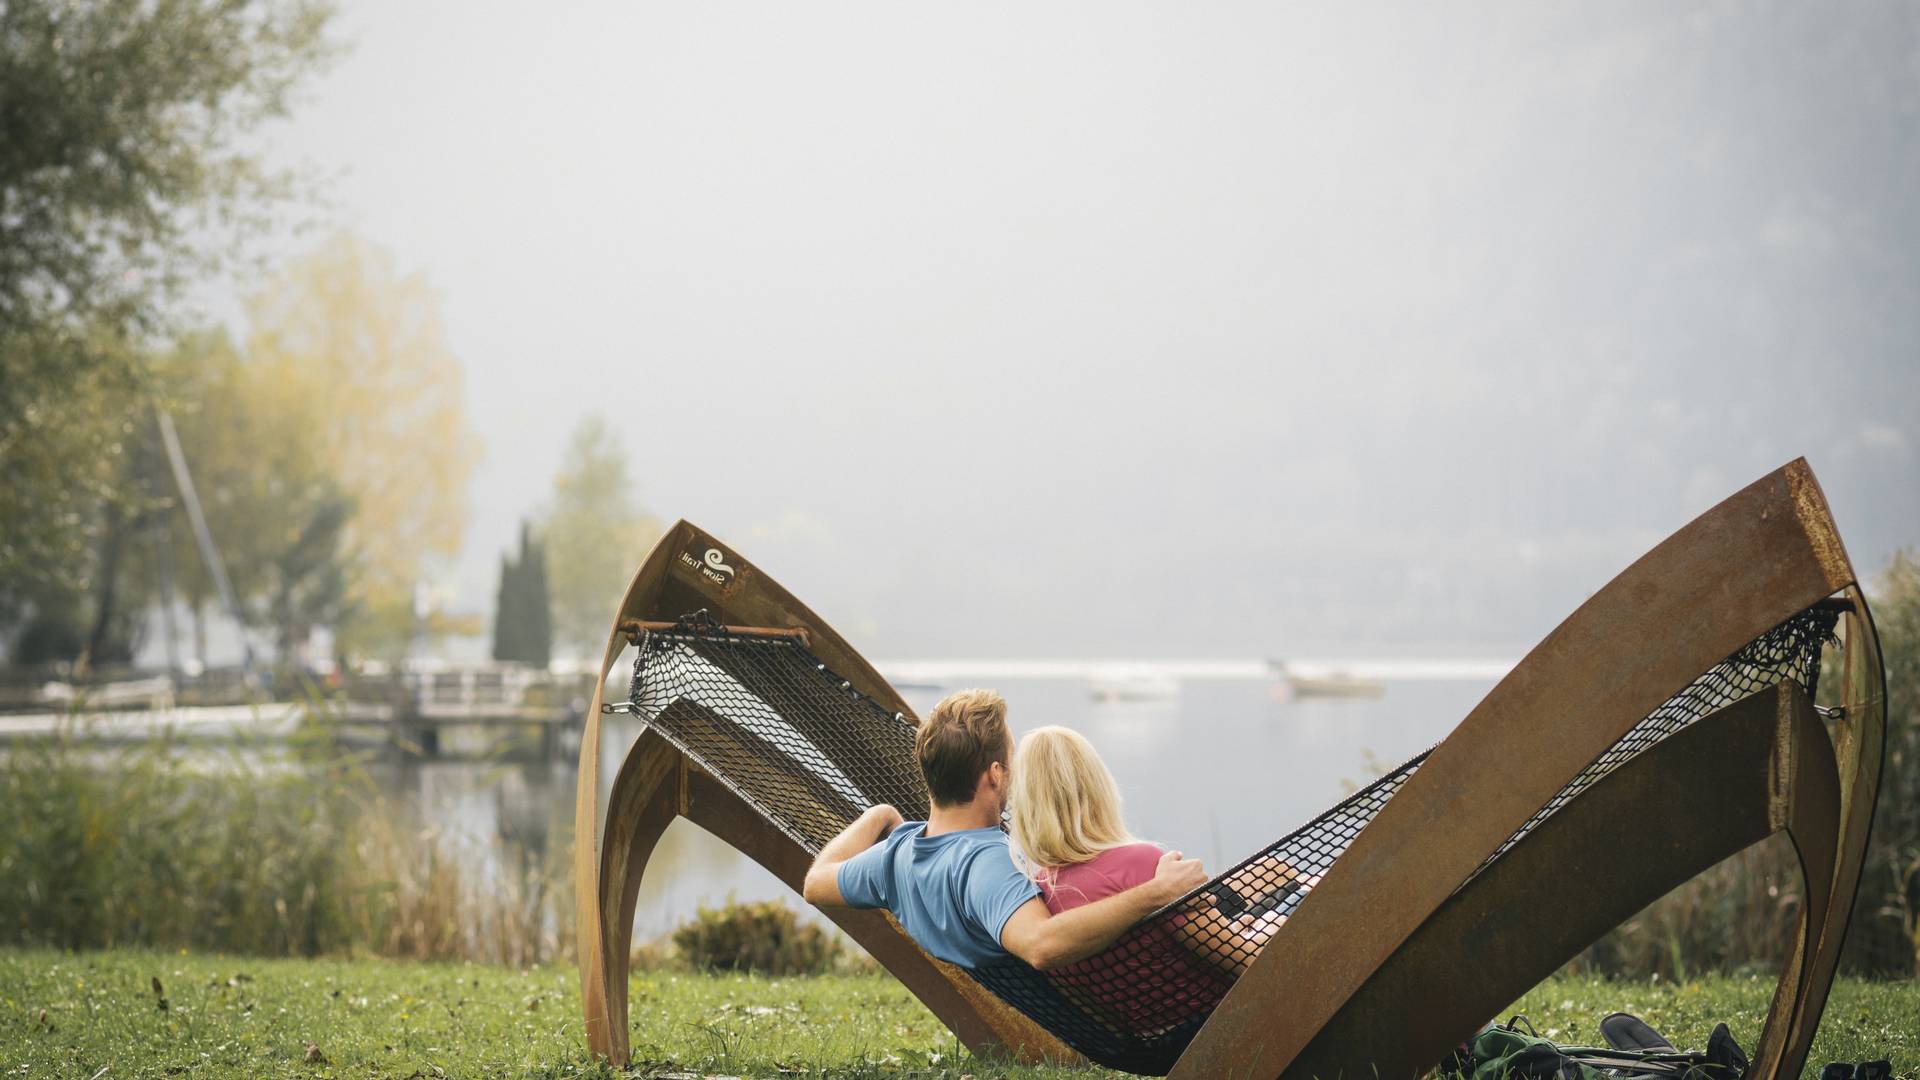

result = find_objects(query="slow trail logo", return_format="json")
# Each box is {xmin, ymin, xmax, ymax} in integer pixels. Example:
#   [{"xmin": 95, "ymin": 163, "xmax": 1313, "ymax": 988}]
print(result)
[{"xmin": 680, "ymin": 545, "xmax": 738, "ymax": 589}]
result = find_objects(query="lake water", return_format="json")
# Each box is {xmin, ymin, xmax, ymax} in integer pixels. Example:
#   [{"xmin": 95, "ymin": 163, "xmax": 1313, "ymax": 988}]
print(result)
[{"xmin": 390, "ymin": 673, "xmax": 1500, "ymax": 941}]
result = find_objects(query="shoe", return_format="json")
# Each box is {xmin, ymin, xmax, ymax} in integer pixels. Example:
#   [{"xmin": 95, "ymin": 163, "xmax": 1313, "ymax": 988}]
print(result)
[
  {"xmin": 1703, "ymin": 1023, "xmax": 1748, "ymax": 1079},
  {"xmin": 1600, "ymin": 1012, "xmax": 1680, "ymax": 1053}
]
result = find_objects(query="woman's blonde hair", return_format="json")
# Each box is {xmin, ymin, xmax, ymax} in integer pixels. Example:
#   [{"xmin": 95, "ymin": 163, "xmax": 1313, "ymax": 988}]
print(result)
[{"xmin": 1009, "ymin": 726, "xmax": 1138, "ymax": 885}]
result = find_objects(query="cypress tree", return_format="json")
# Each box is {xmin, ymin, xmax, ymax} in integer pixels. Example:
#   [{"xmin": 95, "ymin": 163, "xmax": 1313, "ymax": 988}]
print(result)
[
  {"xmin": 491, "ymin": 520, "xmax": 552, "ymax": 667},
  {"xmin": 492, "ymin": 550, "xmax": 522, "ymax": 662},
  {"xmin": 521, "ymin": 526, "xmax": 552, "ymax": 667}
]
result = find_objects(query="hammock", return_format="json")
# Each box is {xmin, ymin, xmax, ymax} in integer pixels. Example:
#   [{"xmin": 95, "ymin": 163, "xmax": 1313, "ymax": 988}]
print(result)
[
  {"xmin": 623, "ymin": 605, "xmax": 1838, "ymax": 1075},
  {"xmin": 574, "ymin": 459, "xmax": 1888, "ymax": 1080}
]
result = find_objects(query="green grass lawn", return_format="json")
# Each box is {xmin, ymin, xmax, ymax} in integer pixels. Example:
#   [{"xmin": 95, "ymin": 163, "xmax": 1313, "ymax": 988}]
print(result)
[{"xmin": 0, "ymin": 949, "xmax": 1912, "ymax": 1079}]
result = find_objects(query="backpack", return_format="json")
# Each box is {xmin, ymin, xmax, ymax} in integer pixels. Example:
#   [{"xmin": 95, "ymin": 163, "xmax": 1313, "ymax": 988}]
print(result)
[{"xmin": 1442, "ymin": 1013, "xmax": 1750, "ymax": 1080}]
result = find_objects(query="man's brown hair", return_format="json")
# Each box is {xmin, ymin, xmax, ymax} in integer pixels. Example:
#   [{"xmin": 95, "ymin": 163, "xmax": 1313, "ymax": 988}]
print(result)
[{"xmin": 916, "ymin": 688, "xmax": 1011, "ymax": 807}]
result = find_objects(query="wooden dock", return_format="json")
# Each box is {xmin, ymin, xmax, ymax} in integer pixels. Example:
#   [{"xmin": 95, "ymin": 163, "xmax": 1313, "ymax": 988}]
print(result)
[{"xmin": 0, "ymin": 665, "xmax": 588, "ymax": 763}]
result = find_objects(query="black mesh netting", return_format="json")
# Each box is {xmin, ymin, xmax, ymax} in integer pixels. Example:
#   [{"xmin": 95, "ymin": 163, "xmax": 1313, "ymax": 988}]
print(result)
[{"xmin": 625, "ymin": 605, "xmax": 1839, "ymax": 1075}]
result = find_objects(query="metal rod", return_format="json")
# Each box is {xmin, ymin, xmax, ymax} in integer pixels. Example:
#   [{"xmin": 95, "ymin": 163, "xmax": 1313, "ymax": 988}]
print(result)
[
  {"xmin": 150, "ymin": 508, "xmax": 181, "ymax": 676},
  {"xmin": 618, "ymin": 619, "xmax": 810, "ymax": 646},
  {"xmin": 157, "ymin": 409, "xmax": 254, "ymax": 677}
]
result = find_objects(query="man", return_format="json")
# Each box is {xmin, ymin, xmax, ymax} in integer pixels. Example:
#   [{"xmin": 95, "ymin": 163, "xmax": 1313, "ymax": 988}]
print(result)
[{"xmin": 801, "ymin": 688, "xmax": 1208, "ymax": 970}]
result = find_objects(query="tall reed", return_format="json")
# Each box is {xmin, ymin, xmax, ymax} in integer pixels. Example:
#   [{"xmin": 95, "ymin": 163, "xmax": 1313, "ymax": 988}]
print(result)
[{"xmin": 0, "ymin": 719, "xmax": 573, "ymax": 964}]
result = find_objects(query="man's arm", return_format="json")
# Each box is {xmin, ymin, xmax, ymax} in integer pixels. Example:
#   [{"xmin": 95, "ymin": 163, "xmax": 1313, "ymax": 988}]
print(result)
[
  {"xmin": 802, "ymin": 803, "xmax": 905, "ymax": 907},
  {"xmin": 998, "ymin": 850, "xmax": 1209, "ymax": 970}
]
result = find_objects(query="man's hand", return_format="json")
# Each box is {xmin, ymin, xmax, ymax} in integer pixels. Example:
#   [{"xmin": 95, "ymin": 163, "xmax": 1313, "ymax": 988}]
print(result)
[
  {"xmin": 802, "ymin": 803, "xmax": 904, "ymax": 907},
  {"xmin": 1150, "ymin": 850, "xmax": 1209, "ymax": 905}
]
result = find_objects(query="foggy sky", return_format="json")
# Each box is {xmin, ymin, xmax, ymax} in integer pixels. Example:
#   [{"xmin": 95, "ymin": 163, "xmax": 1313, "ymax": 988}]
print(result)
[{"xmin": 253, "ymin": 1, "xmax": 1919, "ymax": 659}]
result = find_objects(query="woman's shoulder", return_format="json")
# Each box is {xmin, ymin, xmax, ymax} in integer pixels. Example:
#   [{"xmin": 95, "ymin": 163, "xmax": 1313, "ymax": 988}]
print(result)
[
  {"xmin": 1096, "ymin": 841, "xmax": 1167, "ymax": 873},
  {"xmin": 1067, "ymin": 841, "xmax": 1164, "ymax": 886},
  {"xmin": 1039, "ymin": 842, "xmax": 1167, "ymax": 910}
]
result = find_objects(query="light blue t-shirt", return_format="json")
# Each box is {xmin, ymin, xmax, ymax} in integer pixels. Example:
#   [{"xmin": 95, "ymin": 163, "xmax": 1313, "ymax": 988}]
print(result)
[{"xmin": 837, "ymin": 821, "xmax": 1040, "ymax": 969}]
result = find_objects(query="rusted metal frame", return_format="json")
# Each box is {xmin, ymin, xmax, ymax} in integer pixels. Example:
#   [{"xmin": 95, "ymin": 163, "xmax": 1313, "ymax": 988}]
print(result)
[
  {"xmin": 581, "ymin": 468, "xmax": 1880, "ymax": 1077},
  {"xmin": 1272, "ymin": 680, "xmax": 1837, "ymax": 1080},
  {"xmin": 595, "ymin": 729, "xmax": 682, "ymax": 1065},
  {"xmin": 1767, "ymin": 589, "xmax": 1887, "ymax": 1068},
  {"xmin": 574, "ymin": 655, "xmax": 628, "ymax": 1058},
  {"xmin": 577, "ymin": 520, "xmax": 1078, "ymax": 1067},
  {"xmin": 575, "ymin": 526, "xmax": 685, "ymax": 1060},
  {"xmin": 1172, "ymin": 459, "xmax": 1858, "ymax": 1080},
  {"xmin": 1749, "ymin": 693, "xmax": 1843, "ymax": 1080},
  {"xmin": 636, "ymin": 513, "xmax": 957, "ymax": 866},
  {"xmin": 645, "ymin": 519, "xmax": 916, "ymax": 721},
  {"xmin": 618, "ymin": 617, "xmax": 812, "ymax": 646}
]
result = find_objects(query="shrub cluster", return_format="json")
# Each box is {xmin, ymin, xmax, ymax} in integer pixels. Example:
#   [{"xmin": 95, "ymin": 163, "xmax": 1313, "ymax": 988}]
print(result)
[{"xmin": 669, "ymin": 897, "xmax": 846, "ymax": 975}]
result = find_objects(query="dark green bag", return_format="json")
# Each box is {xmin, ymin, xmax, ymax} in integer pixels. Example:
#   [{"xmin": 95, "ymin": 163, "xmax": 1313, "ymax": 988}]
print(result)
[{"xmin": 1450, "ymin": 1015, "xmax": 1748, "ymax": 1080}]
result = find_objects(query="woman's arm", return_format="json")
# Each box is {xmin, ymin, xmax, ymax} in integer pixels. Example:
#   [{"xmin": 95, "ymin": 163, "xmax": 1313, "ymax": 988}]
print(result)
[
  {"xmin": 1171, "ymin": 904, "xmax": 1284, "ymax": 978},
  {"xmin": 1219, "ymin": 854, "xmax": 1311, "ymax": 901},
  {"xmin": 1171, "ymin": 854, "xmax": 1317, "ymax": 976}
]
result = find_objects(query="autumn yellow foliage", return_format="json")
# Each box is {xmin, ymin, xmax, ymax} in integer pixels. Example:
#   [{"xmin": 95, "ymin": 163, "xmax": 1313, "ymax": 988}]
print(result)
[{"xmin": 245, "ymin": 234, "xmax": 479, "ymax": 656}]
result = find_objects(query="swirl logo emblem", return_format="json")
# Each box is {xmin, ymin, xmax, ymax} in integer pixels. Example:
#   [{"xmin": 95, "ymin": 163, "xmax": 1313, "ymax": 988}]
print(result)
[{"xmin": 681, "ymin": 544, "xmax": 739, "ymax": 589}]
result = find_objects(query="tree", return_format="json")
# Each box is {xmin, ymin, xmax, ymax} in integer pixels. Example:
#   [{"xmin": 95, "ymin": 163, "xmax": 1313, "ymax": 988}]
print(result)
[
  {"xmin": 244, "ymin": 234, "xmax": 480, "ymax": 658},
  {"xmin": 257, "ymin": 490, "xmax": 355, "ymax": 666},
  {"xmin": 0, "ymin": 0, "xmax": 337, "ymax": 605},
  {"xmin": 1, "ymin": 331, "xmax": 158, "ymax": 665},
  {"xmin": 492, "ymin": 521, "xmax": 552, "ymax": 667},
  {"xmin": 545, "ymin": 415, "xmax": 659, "ymax": 657},
  {"xmin": 7, "ymin": 346, "xmax": 181, "ymax": 670},
  {"xmin": 0, "ymin": 330, "xmax": 148, "ymax": 614},
  {"xmin": 143, "ymin": 332, "xmax": 356, "ymax": 668}
]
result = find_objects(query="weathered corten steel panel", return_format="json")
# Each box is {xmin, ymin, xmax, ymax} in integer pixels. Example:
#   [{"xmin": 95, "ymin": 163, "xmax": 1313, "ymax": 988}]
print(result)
[
  {"xmin": 1767, "ymin": 589, "xmax": 1886, "ymax": 1070},
  {"xmin": 1281, "ymin": 681, "xmax": 1837, "ymax": 1080}
]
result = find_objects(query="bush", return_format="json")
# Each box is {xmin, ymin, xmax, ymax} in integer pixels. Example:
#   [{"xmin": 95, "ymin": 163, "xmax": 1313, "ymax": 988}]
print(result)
[{"xmin": 670, "ymin": 897, "xmax": 844, "ymax": 975}]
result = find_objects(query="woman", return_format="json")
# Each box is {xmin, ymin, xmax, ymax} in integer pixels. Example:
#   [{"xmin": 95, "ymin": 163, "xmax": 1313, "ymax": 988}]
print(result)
[{"xmin": 1007, "ymin": 725, "xmax": 1313, "ymax": 983}]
